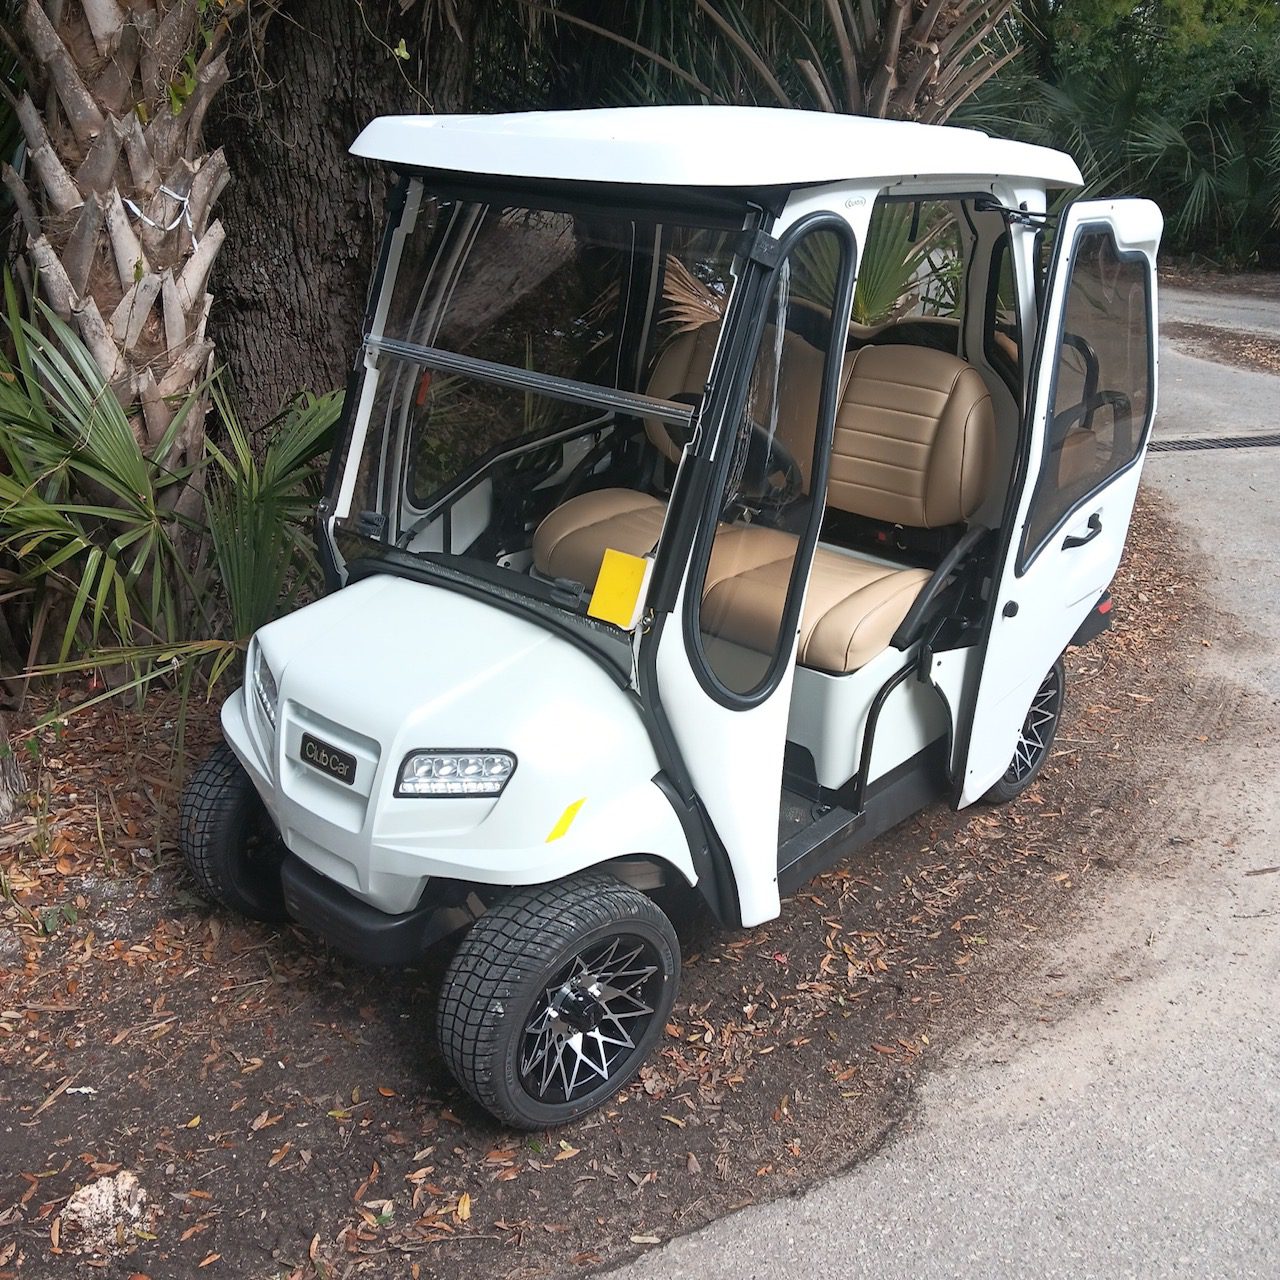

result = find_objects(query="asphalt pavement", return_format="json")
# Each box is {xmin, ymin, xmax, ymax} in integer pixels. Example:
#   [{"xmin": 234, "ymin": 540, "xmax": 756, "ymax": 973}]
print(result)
[{"xmin": 606, "ymin": 284, "xmax": 1280, "ymax": 1279}]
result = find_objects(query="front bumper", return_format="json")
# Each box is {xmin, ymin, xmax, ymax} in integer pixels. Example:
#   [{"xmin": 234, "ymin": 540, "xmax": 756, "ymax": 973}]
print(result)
[{"xmin": 280, "ymin": 855, "xmax": 477, "ymax": 966}]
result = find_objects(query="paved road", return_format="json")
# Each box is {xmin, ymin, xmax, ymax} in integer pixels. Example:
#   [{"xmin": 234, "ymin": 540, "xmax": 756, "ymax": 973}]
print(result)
[
  {"xmin": 607, "ymin": 289, "xmax": 1280, "ymax": 1279},
  {"xmin": 1157, "ymin": 287, "xmax": 1280, "ymax": 440}
]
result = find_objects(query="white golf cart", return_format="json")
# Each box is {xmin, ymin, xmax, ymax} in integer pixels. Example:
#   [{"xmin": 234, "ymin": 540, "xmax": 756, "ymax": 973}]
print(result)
[{"xmin": 180, "ymin": 107, "xmax": 1160, "ymax": 1128}]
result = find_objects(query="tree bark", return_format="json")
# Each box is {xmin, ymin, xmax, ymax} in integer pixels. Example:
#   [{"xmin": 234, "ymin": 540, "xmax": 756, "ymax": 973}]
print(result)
[
  {"xmin": 11, "ymin": 1, "xmax": 237, "ymax": 462},
  {"xmin": 207, "ymin": 0, "xmax": 479, "ymax": 424},
  {"xmin": 0, "ymin": 713, "xmax": 26, "ymax": 824}
]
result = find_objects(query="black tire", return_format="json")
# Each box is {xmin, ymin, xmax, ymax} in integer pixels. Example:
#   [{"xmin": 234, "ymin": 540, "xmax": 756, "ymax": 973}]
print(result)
[
  {"xmin": 436, "ymin": 872, "xmax": 679, "ymax": 1129},
  {"xmin": 984, "ymin": 657, "xmax": 1066, "ymax": 804},
  {"xmin": 179, "ymin": 741, "xmax": 289, "ymax": 921}
]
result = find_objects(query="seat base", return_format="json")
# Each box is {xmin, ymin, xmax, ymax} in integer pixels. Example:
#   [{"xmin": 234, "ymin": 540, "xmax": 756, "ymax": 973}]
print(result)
[
  {"xmin": 532, "ymin": 488, "xmax": 929, "ymax": 675},
  {"xmin": 533, "ymin": 488, "xmax": 667, "ymax": 585}
]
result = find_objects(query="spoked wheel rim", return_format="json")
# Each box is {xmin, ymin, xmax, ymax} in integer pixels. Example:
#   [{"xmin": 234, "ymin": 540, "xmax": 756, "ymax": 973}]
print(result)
[
  {"xmin": 1004, "ymin": 664, "xmax": 1063, "ymax": 784},
  {"xmin": 518, "ymin": 933, "xmax": 663, "ymax": 1106}
]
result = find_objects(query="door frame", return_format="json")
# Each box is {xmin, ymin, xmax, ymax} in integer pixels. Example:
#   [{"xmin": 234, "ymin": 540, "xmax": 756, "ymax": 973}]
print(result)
[
  {"xmin": 679, "ymin": 210, "xmax": 860, "ymax": 708},
  {"xmin": 949, "ymin": 197, "xmax": 1162, "ymax": 806},
  {"xmin": 1014, "ymin": 221, "xmax": 1159, "ymax": 573},
  {"xmin": 637, "ymin": 209, "xmax": 860, "ymax": 928}
]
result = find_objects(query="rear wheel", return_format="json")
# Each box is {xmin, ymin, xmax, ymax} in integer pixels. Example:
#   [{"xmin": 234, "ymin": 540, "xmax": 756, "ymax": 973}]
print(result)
[
  {"xmin": 983, "ymin": 658, "xmax": 1065, "ymax": 804},
  {"xmin": 436, "ymin": 873, "xmax": 679, "ymax": 1129},
  {"xmin": 179, "ymin": 742, "xmax": 289, "ymax": 921}
]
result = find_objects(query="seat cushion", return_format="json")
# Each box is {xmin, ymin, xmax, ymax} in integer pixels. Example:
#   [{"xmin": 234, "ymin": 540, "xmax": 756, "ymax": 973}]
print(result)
[
  {"xmin": 533, "ymin": 488, "xmax": 667, "ymax": 584},
  {"xmin": 536, "ymin": 489, "xmax": 928, "ymax": 675},
  {"xmin": 702, "ymin": 543, "xmax": 930, "ymax": 674}
]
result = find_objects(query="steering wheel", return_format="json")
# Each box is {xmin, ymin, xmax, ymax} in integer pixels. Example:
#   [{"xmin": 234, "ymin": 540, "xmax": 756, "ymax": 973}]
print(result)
[{"xmin": 731, "ymin": 417, "xmax": 805, "ymax": 512}]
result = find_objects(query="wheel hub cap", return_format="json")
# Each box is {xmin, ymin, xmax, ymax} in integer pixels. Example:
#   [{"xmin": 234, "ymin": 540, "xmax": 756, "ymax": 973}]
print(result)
[
  {"xmin": 552, "ymin": 983, "xmax": 607, "ymax": 1034},
  {"xmin": 519, "ymin": 935, "xmax": 660, "ymax": 1104}
]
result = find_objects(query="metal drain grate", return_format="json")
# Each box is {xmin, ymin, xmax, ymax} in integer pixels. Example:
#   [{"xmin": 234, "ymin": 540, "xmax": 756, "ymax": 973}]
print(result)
[{"xmin": 1150, "ymin": 432, "xmax": 1280, "ymax": 453}]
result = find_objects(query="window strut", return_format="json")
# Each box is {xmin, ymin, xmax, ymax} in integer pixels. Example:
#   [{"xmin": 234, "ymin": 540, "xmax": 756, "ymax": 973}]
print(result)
[{"xmin": 973, "ymin": 195, "xmax": 1056, "ymax": 228}]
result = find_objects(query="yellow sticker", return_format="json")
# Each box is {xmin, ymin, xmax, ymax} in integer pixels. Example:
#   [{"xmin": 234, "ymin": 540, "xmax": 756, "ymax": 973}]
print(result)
[
  {"xmin": 586, "ymin": 548, "xmax": 652, "ymax": 630},
  {"xmin": 546, "ymin": 797, "xmax": 586, "ymax": 843}
]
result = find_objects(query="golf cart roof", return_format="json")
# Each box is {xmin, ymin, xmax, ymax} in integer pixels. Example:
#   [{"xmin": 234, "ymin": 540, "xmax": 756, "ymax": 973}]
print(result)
[{"xmin": 351, "ymin": 105, "xmax": 1083, "ymax": 192}]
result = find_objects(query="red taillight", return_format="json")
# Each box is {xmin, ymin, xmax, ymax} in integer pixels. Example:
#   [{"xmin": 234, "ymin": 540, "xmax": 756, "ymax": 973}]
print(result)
[{"xmin": 1098, "ymin": 597, "xmax": 1113, "ymax": 614}]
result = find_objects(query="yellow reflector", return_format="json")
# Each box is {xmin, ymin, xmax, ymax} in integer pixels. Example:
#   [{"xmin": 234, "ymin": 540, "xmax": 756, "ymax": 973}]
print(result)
[
  {"xmin": 546, "ymin": 797, "xmax": 587, "ymax": 843},
  {"xmin": 586, "ymin": 548, "xmax": 653, "ymax": 630}
]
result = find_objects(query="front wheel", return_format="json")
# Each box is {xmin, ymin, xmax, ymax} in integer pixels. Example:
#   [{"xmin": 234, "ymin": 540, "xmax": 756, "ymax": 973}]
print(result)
[
  {"xmin": 983, "ymin": 657, "xmax": 1066, "ymax": 804},
  {"xmin": 179, "ymin": 741, "xmax": 289, "ymax": 921},
  {"xmin": 436, "ymin": 873, "xmax": 679, "ymax": 1129}
]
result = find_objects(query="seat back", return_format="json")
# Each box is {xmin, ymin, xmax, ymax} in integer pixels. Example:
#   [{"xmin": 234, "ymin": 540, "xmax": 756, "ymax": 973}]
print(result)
[
  {"xmin": 644, "ymin": 326, "xmax": 828, "ymax": 490},
  {"xmin": 829, "ymin": 345, "xmax": 995, "ymax": 529},
  {"xmin": 647, "ymin": 333, "xmax": 994, "ymax": 528},
  {"xmin": 643, "ymin": 326, "xmax": 718, "ymax": 466}
]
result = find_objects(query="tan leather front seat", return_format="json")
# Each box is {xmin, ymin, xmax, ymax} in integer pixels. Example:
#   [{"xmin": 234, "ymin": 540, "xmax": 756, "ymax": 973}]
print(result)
[
  {"xmin": 533, "ymin": 343, "xmax": 994, "ymax": 675},
  {"xmin": 534, "ymin": 326, "xmax": 833, "ymax": 583},
  {"xmin": 645, "ymin": 327, "xmax": 827, "ymax": 488},
  {"xmin": 532, "ymin": 489, "xmax": 667, "ymax": 585},
  {"xmin": 699, "ymin": 526, "xmax": 933, "ymax": 673}
]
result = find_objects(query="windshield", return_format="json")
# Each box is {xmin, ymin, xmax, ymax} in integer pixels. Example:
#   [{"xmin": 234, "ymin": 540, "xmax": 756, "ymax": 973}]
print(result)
[{"xmin": 332, "ymin": 184, "xmax": 748, "ymax": 639}]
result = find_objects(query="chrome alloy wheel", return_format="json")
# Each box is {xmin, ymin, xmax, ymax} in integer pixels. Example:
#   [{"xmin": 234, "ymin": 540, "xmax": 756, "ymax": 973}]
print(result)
[
  {"xmin": 1005, "ymin": 662, "xmax": 1063, "ymax": 784},
  {"xmin": 519, "ymin": 935, "xmax": 661, "ymax": 1104}
]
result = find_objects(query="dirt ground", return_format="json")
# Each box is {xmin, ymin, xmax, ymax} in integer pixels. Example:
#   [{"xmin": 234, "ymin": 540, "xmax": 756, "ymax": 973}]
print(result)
[
  {"xmin": 1162, "ymin": 320, "xmax": 1280, "ymax": 375},
  {"xmin": 1162, "ymin": 265, "xmax": 1280, "ymax": 299},
  {"xmin": 0, "ymin": 489, "xmax": 1203, "ymax": 1280}
]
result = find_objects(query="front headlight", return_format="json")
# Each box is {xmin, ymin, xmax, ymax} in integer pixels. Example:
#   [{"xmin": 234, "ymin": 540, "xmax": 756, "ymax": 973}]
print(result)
[
  {"xmin": 251, "ymin": 643, "xmax": 279, "ymax": 729},
  {"xmin": 396, "ymin": 750, "xmax": 516, "ymax": 797}
]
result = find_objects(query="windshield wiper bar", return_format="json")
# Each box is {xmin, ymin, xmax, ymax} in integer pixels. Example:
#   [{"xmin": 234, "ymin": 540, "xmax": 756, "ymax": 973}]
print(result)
[{"xmin": 364, "ymin": 336, "xmax": 696, "ymax": 427}]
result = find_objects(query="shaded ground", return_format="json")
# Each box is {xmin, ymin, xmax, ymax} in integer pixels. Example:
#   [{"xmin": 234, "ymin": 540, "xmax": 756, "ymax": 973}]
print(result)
[{"xmin": 0, "ymin": 491, "xmax": 1197, "ymax": 1280}]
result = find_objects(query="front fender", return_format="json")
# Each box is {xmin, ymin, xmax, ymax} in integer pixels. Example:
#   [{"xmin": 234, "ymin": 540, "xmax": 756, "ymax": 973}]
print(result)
[{"xmin": 219, "ymin": 579, "xmax": 705, "ymax": 914}]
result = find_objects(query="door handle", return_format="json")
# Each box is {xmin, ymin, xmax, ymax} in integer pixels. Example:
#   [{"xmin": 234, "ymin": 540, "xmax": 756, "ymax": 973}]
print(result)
[{"xmin": 1062, "ymin": 512, "xmax": 1102, "ymax": 549}]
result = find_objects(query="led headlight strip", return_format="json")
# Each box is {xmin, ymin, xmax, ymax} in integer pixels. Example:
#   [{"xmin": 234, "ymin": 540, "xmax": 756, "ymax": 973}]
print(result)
[
  {"xmin": 251, "ymin": 643, "xmax": 279, "ymax": 728},
  {"xmin": 396, "ymin": 750, "xmax": 516, "ymax": 797}
]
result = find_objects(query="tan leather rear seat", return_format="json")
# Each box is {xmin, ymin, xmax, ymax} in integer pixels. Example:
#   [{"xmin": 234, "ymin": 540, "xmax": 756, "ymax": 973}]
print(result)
[{"xmin": 533, "ymin": 343, "xmax": 994, "ymax": 675}]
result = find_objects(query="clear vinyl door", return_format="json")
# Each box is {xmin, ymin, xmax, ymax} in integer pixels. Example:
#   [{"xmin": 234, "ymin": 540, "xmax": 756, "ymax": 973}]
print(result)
[
  {"xmin": 958, "ymin": 198, "xmax": 1163, "ymax": 805},
  {"xmin": 655, "ymin": 218, "xmax": 855, "ymax": 926}
]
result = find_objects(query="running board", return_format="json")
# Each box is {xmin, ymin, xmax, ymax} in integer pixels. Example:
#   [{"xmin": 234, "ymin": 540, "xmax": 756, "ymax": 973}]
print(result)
[
  {"xmin": 777, "ymin": 804, "xmax": 865, "ymax": 888},
  {"xmin": 776, "ymin": 741, "xmax": 948, "ymax": 896}
]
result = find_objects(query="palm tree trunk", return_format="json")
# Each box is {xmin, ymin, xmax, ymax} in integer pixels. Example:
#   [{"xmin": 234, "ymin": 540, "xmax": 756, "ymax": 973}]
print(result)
[
  {"xmin": 0, "ymin": 711, "xmax": 25, "ymax": 823},
  {"xmin": 6, "ymin": 0, "xmax": 237, "ymax": 481}
]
